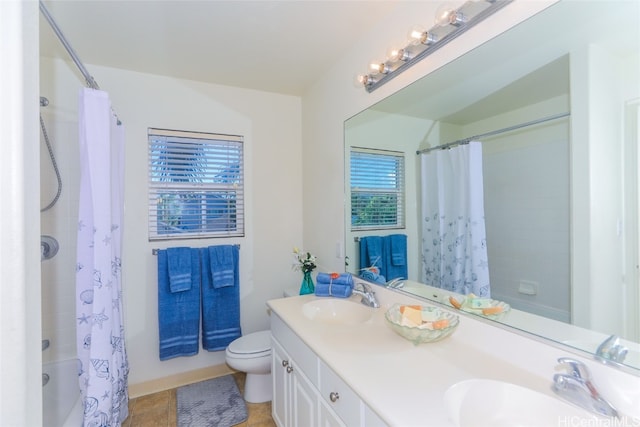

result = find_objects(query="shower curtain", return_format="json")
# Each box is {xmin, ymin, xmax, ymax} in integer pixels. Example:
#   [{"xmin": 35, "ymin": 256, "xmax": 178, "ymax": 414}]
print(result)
[
  {"xmin": 420, "ymin": 141, "xmax": 491, "ymax": 297},
  {"xmin": 76, "ymin": 88, "xmax": 129, "ymax": 426}
]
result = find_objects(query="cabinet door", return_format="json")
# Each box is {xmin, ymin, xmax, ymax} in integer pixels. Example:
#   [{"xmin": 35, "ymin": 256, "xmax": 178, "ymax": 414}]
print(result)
[
  {"xmin": 319, "ymin": 398, "xmax": 347, "ymax": 427},
  {"xmin": 292, "ymin": 366, "xmax": 318, "ymax": 427},
  {"xmin": 272, "ymin": 338, "xmax": 291, "ymax": 427}
]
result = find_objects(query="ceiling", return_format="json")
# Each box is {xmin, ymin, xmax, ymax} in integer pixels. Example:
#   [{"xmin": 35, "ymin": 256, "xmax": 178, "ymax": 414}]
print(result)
[{"xmin": 39, "ymin": 1, "xmax": 400, "ymax": 96}]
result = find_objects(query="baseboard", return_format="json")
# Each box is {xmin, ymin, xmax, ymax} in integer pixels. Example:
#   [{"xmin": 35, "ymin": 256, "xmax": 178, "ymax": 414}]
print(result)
[{"xmin": 128, "ymin": 363, "xmax": 236, "ymax": 398}]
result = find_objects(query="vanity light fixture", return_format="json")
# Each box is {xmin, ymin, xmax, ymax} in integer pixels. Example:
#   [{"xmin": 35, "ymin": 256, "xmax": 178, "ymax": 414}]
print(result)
[{"xmin": 357, "ymin": 0, "xmax": 513, "ymax": 92}]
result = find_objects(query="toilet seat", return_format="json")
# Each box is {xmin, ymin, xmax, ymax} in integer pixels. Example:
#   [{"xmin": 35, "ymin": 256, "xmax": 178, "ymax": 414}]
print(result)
[{"xmin": 226, "ymin": 330, "xmax": 272, "ymax": 359}]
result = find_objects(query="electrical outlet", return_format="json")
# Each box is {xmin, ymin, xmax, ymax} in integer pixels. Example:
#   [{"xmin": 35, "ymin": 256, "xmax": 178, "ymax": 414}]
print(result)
[{"xmin": 518, "ymin": 280, "xmax": 538, "ymax": 296}]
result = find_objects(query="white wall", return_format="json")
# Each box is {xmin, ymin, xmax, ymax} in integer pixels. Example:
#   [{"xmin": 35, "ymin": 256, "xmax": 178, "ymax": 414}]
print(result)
[
  {"xmin": 0, "ymin": 1, "xmax": 42, "ymax": 425},
  {"xmin": 570, "ymin": 43, "xmax": 639, "ymax": 339},
  {"xmin": 39, "ymin": 57, "xmax": 304, "ymax": 386}
]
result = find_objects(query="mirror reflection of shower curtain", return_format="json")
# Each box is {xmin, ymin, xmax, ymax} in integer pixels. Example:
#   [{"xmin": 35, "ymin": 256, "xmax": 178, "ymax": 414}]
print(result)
[
  {"xmin": 76, "ymin": 88, "xmax": 129, "ymax": 425},
  {"xmin": 420, "ymin": 141, "xmax": 491, "ymax": 297}
]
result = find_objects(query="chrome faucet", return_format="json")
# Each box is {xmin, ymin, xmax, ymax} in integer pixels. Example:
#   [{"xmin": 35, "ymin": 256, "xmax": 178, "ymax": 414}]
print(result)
[
  {"xmin": 352, "ymin": 282, "xmax": 380, "ymax": 308},
  {"xmin": 596, "ymin": 335, "xmax": 628, "ymax": 365},
  {"xmin": 552, "ymin": 357, "xmax": 619, "ymax": 418},
  {"xmin": 385, "ymin": 277, "xmax": 405, "ymax": 289}
]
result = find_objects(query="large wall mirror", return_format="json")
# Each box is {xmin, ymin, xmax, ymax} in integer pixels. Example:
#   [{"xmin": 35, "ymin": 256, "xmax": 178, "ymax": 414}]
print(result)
[{"xmin": 345, "ymin": 0, "xmax": 640, "ymax": 372}]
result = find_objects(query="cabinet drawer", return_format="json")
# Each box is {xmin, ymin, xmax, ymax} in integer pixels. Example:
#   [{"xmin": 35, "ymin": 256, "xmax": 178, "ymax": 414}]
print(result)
[
  {"xmin": 271, "ymin": 313, "xmax": 319, "ymax": 387},
  {"xmin": 319, "ymin": 360, "xmax": 361, "ymax": 427}
]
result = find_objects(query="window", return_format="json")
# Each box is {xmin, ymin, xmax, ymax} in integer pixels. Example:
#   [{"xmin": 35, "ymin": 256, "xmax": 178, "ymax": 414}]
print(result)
[
  {"xmin": 148, "ymin": 128, "xmax": 244, "ymax": 240},
  {"xmin": 350, "ymin": 147, "xmax": 405, "ymax": 230}
]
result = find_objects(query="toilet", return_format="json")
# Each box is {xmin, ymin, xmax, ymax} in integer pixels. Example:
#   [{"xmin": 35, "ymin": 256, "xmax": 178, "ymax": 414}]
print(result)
[
  {"xmin": 225, "ymin": 330, "xmax": 273, "ymax": 403},
  {"xmin": 225, "ymin": 288, "xmax": 300, "ymax": 403}
]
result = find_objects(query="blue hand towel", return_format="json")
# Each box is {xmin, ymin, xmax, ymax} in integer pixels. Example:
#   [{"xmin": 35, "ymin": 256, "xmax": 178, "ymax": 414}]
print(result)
[
  {"xmin": 167, "ymin": 247, "xmax": 192, "ymax": 292},
  {"xmin": 316, "ymin": 272, "xmax": 354, "ymax": 286},
  {"xmin": 389, "ymin": 234, "xmax": 407, "ymax": 266},
  {"xmin": 201, "ymin": 245, "xmax": 241, "ymax": 351},
  {"xmin": 384, "ymin": 234, "xmax": 408, "ymax": 281},
  {"xmin": 314, "ymin": 282, "xmax": 353, "ymax": 298},
  {"xmin": 359, "ymin": 236, "xmax": 385, "ymax": 278},
  {"xmin": 157, "ymin": 248, "xmax": 201, "ymax": 361},
  {"xmin": 208, "ymin": 245, "xmax": 235, "ymax": 288},
  {"xmin": 360, "ymin": 269, "xmax": 386, "ymax": 284}
]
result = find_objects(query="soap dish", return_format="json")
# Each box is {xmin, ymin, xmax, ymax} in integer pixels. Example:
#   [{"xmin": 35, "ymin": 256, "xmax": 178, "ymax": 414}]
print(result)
[
  {"xmin": 384, "ymin": 304, "xmax": 459, "ymax": 344},
  {"xmin": 447, "ymin": 296, "xmax": 511, "ymax": 321}
]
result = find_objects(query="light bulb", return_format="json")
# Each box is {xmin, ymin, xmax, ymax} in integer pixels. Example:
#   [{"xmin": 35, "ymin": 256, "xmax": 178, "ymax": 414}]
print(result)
[
  {"xmin": 369, "ymin": 62, "xmax": 390, "ymax": 75},
  {"xmin": 435, "ymin": 2, "xmax": 467, "ymax": 27},
  {"xmin": 354, "ymin": 74, "xmax": 376, "ymax": 88},
  {"xmin": 408, "ymin": 25, "xmax": 438, "ymax": 46},
  {"xmin": 389, "ymin": 47, "xmax": 411, "ymax": 62},
  {"xmin": 408, "ymin": 25, "xmax": 426, "ymax": 45}
]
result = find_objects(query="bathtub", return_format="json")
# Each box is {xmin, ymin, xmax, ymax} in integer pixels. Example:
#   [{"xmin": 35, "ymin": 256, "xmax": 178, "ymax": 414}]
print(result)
[{"xmin": 42, "ymin": 359, "xmax": 83, "ymax": 427}]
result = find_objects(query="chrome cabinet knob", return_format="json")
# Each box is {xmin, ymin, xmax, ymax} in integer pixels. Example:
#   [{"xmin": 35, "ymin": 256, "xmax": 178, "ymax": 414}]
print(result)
[
  {"xmin": 329, "ymin": 392, "xmax": 340, "ymax": 402},
  {"xmin": 282, "ymin": 360, "xmax": 289, "ymax": 368},
  {"xmin": 286, "ymin": 365, "xmax": 293, "ymax": 373}
]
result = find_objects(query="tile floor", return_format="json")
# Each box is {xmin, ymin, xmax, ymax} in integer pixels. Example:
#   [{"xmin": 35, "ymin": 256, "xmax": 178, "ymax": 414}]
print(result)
[{"xmin": 122, "ymin": 372, "xmax": 276, "ymax": 427}]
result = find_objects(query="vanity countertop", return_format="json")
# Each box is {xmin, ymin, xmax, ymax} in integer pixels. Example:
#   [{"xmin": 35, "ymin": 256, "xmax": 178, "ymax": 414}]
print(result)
[{"xmin": 266, "ymin": 285, "xmax": 627, "ymax": 426}]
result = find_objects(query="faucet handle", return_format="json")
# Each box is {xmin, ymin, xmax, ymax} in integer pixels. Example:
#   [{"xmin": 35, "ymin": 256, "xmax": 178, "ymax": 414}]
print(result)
[
  {"xmin": 355, "ymin": 281, "xmax": 371, "ymax": 292},
  {"xmin": 557, "ymin": 357, "xmax": 591, "ymax": 381},
  {"xmin": 596, "ymin": 335, "xmax": 619, "ymax": 357},
  {"xmin": 596, "ymin": 335, "xmax": 628, "ymax": 363}
]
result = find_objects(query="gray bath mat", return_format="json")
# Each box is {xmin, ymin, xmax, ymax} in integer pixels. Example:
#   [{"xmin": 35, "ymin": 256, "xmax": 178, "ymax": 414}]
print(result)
[{"xmin": 177, "ymin": 375, "xmax": 248, "ymax": 427}]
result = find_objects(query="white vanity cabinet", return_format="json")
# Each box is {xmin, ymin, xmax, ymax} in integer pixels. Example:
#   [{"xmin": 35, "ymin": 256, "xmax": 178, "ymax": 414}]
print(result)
[
  {"xmin": 272, "ymin": 337, "xmax": 318, "ymax": 427},
  {"xmin": 271, "ymin": 312, "xmax": 385, "ymax": 427}
]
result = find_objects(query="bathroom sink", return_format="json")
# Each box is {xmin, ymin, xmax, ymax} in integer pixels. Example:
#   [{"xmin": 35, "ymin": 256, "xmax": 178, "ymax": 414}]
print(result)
[
  {"xmin": 302, "ymin": 298, "xmax": 373, "ymax": 325},
  {"xmin": 444, "ymin": 379, "xmax": 596, "ymax": 427}
]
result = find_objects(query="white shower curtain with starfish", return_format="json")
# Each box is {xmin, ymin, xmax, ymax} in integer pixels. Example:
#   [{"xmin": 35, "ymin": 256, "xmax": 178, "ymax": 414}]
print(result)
[
  {"xmin": 76, "ymin": 88, "xmax": 129, "ymax": 426},
  {"xmin": 420, "ymin": 141, "xmax": 491, "ymax": 297}
]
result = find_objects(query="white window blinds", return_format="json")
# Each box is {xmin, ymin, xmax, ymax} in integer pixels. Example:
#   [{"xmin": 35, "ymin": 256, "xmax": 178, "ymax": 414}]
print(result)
[
  {"xmin": 148, "ymin": 128, "xmax": 244, "ymax": 240},
  {"xmin": 350, "ymin": 147, "xmax": 405, "ymax": 231}
]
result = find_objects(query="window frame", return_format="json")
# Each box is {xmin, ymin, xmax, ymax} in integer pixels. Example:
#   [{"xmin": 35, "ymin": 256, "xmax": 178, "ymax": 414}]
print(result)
[
  {"xmin": 349, "ymin": 147, "xmax": 406, "ymax": 231},
  {"xmin": 148, "ymin": 128, "xmax": 245, "ymax": 241}
]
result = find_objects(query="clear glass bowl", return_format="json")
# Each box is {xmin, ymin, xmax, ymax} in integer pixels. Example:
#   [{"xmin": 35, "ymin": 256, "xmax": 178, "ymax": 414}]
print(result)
[
  {"xmin": 446, "ymin": 296, "xmax": 511, "ymax": 321},
  {"xmin": 384, "ymin": 304, "xmax": 459, "ymax": 344}
]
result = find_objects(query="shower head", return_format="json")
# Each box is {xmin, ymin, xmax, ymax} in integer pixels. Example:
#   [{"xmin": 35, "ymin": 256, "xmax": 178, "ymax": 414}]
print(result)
[{"xmin": 40, "ymin": 96, "xmax": 49, "ymax": 107}]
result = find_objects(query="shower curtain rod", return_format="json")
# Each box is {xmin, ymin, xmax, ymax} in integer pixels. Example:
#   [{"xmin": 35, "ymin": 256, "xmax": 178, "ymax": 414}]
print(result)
[
  {"xmin": 416, "ymin": 112, "xmax": 570, "ymax": 155},
  {"xmin": 39, "ymin": 2, "xmax": 99, "ymax": 90}
]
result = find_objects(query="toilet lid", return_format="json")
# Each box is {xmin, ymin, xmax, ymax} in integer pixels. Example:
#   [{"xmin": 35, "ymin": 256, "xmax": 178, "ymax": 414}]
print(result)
[{"xmin": 228, "ymin": 330, "xmax": 271, "ymax": 355}]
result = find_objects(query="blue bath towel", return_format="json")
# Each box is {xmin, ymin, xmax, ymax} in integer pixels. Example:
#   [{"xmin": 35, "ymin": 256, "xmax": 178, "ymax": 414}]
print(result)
[
  {"xmin": 384, "ymin": 234, "xmax": 408, "ymax": 281},
  {"xmin": 157, "ymin": 248, "xmax": 201, "ymax": 361},
  {"xmin": 208, "ymin": 245, "xmax": 235, "ymax": 289},
  {"xmin": 315, "ymin": 282, "xmax": 353, "ymax": 298},
  {"xmin": 167, "ymin": 247, "xmax": 193, "ymax": 292},
  {"xmin": 316, "ymin": 272, "xmax": 354, "ymax": 287},
  {"xmin": 201, "ymin": 245, "xmax": 241, "ymax": 351}
]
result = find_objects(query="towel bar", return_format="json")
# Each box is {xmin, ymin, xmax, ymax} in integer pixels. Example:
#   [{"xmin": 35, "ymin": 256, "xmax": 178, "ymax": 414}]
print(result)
[{"xmin": 152, "ymin": 244, "xmax": 240, "ymax": 255}]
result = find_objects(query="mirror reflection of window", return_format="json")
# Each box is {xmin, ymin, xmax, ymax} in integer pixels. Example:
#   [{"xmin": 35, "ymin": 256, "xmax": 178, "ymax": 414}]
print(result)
[{"xmin": 350, "ymin": 148, "xmax": 405, "ymax": 231}]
